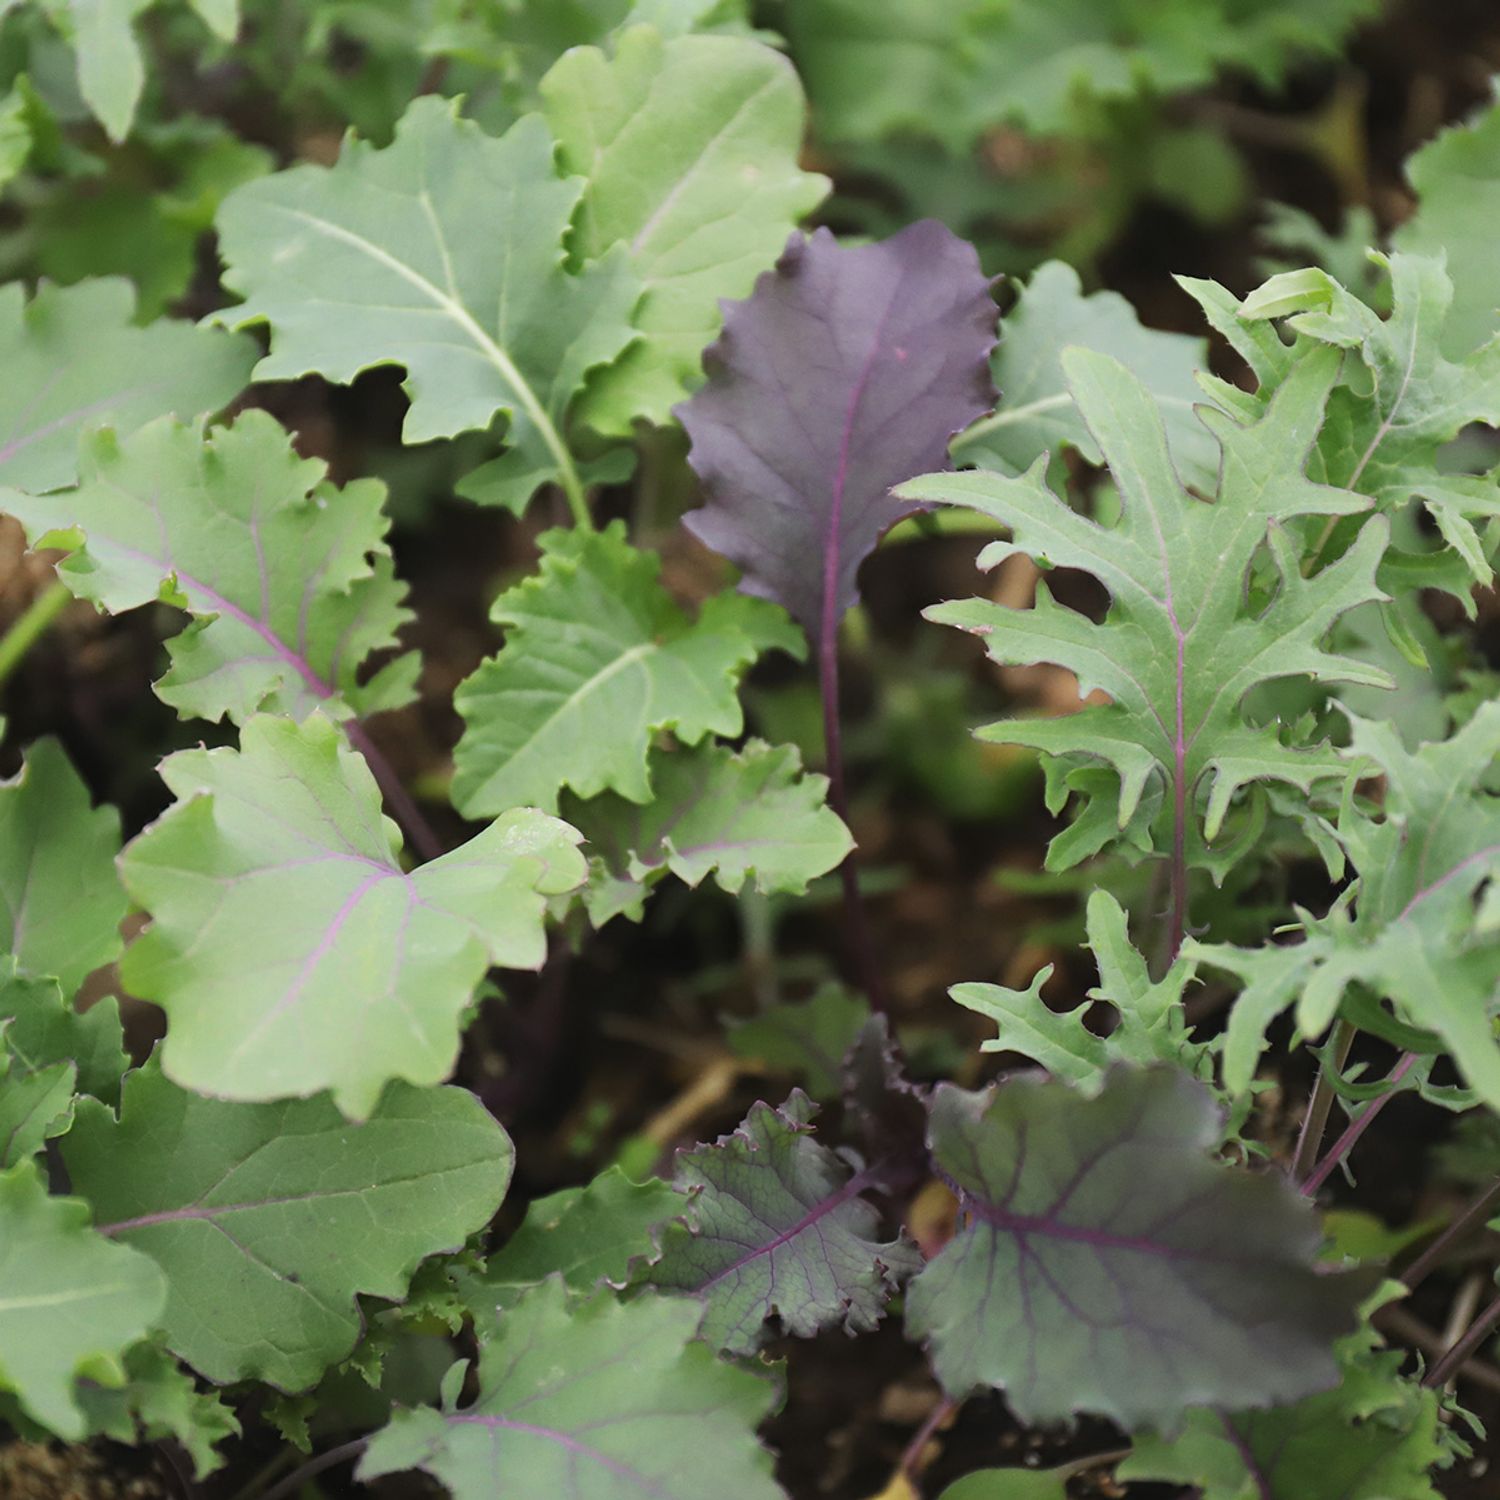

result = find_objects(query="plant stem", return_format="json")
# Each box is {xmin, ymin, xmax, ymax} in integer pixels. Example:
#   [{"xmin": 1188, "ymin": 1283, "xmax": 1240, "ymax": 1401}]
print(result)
[
  {"xmin": 343, "ymin": 718, "xmax": 445, "ymax": 864},
  {"xmin": 254, "ymin": 1438, "xmax": 370, "ymax": 1500},
  {"xmin": 900, "ymin": 1395, "xmax": 960, "ymax": 1484},
  {"xmin": 0, "ymin": 579, "xmax": 69, "ymax": 691},
  {"xmin": 1423, "ymin": 1289, "xmax": 1500, "ymax": 1390},
  {"xmin": 1300, "ymin": 1050, "xmax": 1418, "ymax": 1196},
  {"xmin": 1403, "ymin": 1173, "xmax": 1500, "ymax": 1293},
  {"xmin": 1291, "ymin": 1020, "xmax": 1358, "ymax": 1183},
  {"xmin": 817, "ymin": 612, "xmax": 889, "ymax": 1013}
]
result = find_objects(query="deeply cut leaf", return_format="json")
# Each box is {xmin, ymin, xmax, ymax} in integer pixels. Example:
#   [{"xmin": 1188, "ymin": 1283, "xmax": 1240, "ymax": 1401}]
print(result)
[
  {"xmin": 0, "ymin": 1160, "xmax": 166, "ymax": 1440},
  {"xmin": 1237, "ymin": 252, "xmax": 1500, "ymax": 586},
  {"xmin": 905, "ymin": 1069, "xmax": 1374, "ymax": 1428},
  {"xmin": 1202, "ymin": 703, "xmax": 1500, "ymax": 1101},
  {"xmin": 0, "ymin": 278, "xmax": 253, "ymax": 494},
  {"xmin": 951, "ymin": 890, "xmax": 1206, "ymax": 1090},
  {"xmin": 542, "ymin": 24, "xmax": 827, "ymax": 432},
  {"xmin": 4, "ymin": 412, "xmax": 415, "ymax": 725},
  {"xmin": 0, "ymin": 738, "xmax": 126, "ymax": 997},
  {"xmin": 119, "ymin": 714, "xmax": 585, "ymax": 1117},
  {"xmin": 452, "ymin": 523, "xmax": 787, "ymax": 817},
  {"xmin": 565, "ymin": 739, "xmax": 852, "ymax": 924},
  {"xmin": 954, "ymin": 260, "xmax": 1215, "ymax": 490},
  {"xmin": 910, "ymin": 345, "xmax": 1391, "ymax": 870},
  {"xmin": 1122, "ymin": 1314, "xmax": 1454, "ymax": 1499},
  {"xmin": 652, "ymin": 1092, "xmax": 919, "ymax": 1354},
  {"xmin": 679, "ymin": 220, "xmax": 997, "ymax": 637},
  {"xmin": 214, "ymin": 96, "xmax": 639, "ymax": 514},
  {"xmin": 67, "ymin": 1063, "xmax": 512, "ymax": 1391},
  {"xmin": 360, "ymin": 1280, "xmax": 784, "ymax": 1500}
]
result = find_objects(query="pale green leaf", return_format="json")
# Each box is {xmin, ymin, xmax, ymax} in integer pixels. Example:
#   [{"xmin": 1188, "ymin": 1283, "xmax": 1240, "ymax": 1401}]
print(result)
[
  {"xmin": 452, "ymin": 523, "xmax": 773, "ymax": 817},
  {"xmin": 909, "ymin": 346, "xmax": 1390, "ymax": 872},
  {"xmin": 0, "ymin": 738, "xmax": 126, "ymax": 997},
  {"xmin": 66, "ymin": 1063, "xmax": 513, "ymax": 1390},
  {"xmin": 564, "ymin": 739, "xmax": 852, "ymax": 924},
  {"xmin": 360, "ymin": 1280, "xmax": 784, "ymax": 1500},
  {"xmin": 954, "ymin": 261, "xmax": 1215, "ymax": 489},
  {"xmin": 76, "ymin": 1342, "xmax": 239, "ymax": 1478},
  {"xmin": 5, "ymin": 413, "xmax": 415, "ymax": 725},
  {"xmin": 542, "ymin": 25, "xmax": 826, "ymax": 432},
  {"xmin": 214, "ymin": 96, "xmax": 639, "ymax": 515},
  {"xmin": 0, "ymin": 1159, "xmax": 166, "ymax": 1439},
  {"xmin": 0, "ymin": 960, "xmax": 126, "ymax": 1105},
  {"xmin": 64, "ymin": 0, "xmax": 147, "ymax": 141},
  {"xmin": 1202, "ymin": 703, "xmax": 1500, "ymax": 1102},
  {"xmin": 0, "ymin": 278, "xmax": 253, "ymax": 495},
  {"xmin": 119, "ymin": 714, "xmax": 586, "ymax": 1117},
  {"xmin": 1394, "ymin": 88, "xmax": 1500, "ymax": 358},
  {"xmin": 1238, "ymin": 252, "xmax": 1500, "ymax": 585}
]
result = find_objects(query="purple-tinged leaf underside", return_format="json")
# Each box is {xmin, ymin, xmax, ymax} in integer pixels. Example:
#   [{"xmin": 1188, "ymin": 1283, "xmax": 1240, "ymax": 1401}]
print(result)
[
  {"xmin": 651, "ymin": 1091, "xmax": 920, "ymax": 1354},
  {"xmin": 905, "ymin": 1068, "xmax": 1376, "ymax": 1429},
  {"xmin": 678, "ymin": 220, "xmax": 997, "ymax": 640}
]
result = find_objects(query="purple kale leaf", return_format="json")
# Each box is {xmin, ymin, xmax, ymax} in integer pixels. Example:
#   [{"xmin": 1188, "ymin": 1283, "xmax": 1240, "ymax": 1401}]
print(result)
[
  {"xmin": 905, "ymin": 1068, "xmax": 1377, "ymax": 1431},
  {"xmin": 651, "ymin": 1091, "xmax": 920, "ymax": 1355},
  {"xmin": 677, "ymin": 221, "xmax": 997, "ymax": 639}
]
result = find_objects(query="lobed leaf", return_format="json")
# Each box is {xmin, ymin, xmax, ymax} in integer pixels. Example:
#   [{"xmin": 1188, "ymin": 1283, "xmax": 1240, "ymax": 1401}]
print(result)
[
  {"xmin": 952, "ymin": 890, "xmax": 1206, "ymax": 1090},
  {"xmin": 66, "ymin": 1063, "xmax": 513, "ymax": 1390},
  {"xmin": 727, "ymin": 983, "xmax": 871, "ymax": 1100},
  {"xmin": 542, "ymin": 24, "xmax": 828, "ymax": 432},
  {"xmin": 652, "ymin": 1091, "xmax": 920, "ymax": 1354},
  {"xmin": 360, "ymin": 1279, "xmax": 785, "ymax": 1500},
  {"xmin": 213, "ymin": 96, "xmax": 639, "ymax": 514},
  {"xmin": 1237, "ymin": 251, "xmax": 1500, "ymax": 586},
  {"xmin": 1122, "ymin": 1315, "xmax": 1454, "ymax": 1499},
  {"xmin": 0, "ymin": 278, "xmax": 253, "ymax": 495},
  {"xmin": 910, "ymin": 345, "xmax": 1391, "ymax": 870},
  {"xmin": 452, "ymin": 522, "xmax": 789, "ymax": 817},
  {"xmin": 4, "ymin": 412, "xmax": 415, "ymax": 725},
  {"xmin": 564, "ymin": 739, "xmax": 852, "ymax": 924},
  {"xmin": 0, "ymin": 738, "xmax": 127, "ymax": 997},
  {"xmin": 953, "ymin": 260, "xmax": 1214, "ymax": 489},
  {"xmin": 679, "ymin": 220, "xmax": 997, "ymax": 638},
  {"xmin": 0, "ymin": 961, "xmax": 126, "ymax": 1106},
  {"xmin": 1202, "ymin": 702, "xmax": 1500, "ymax": 1102},
  {"xmin": 119, "ymin": 714, "xmax": 585, "ymax": 1117},
  {"xmin": 905, "ymin": 1068, "xmax": 1375, "ymax": 1428},
  {"xmin": 0, "ymin": 1159, "xmax": 167, "ymax": 1439},
  {"xmin": 1394, "ymin": 87, "xmax": 1500, "ymax": 358}
]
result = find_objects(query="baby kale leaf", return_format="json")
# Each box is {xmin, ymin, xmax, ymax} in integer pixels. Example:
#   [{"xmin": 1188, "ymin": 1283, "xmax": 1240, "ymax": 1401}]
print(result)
[
  {"xmin": 119, "ymin": 714, "xmax": 585, "ymax": 1117},
  {"xmin": 0, "ymin": 1160, "xmax": 166, "ymax": 1439},
  {"xmin": 1202, "ymin": 702, "xmax": 1500, "ymax": 1102},
  {"xmin": 4, "ymin": 412, "xmax": 415, "ymax": 725},
  {"xmin": 361, "ymin": 1280, "xmax": 784, "ymax": 1500},
  {"xmin": 905, "ymin": 1068, "xmax": 1375, "ymax": 1428},
  {"xmin": 910, "ymin": 345, "xmax": 1390, "ymax": 880},
  {"xmin": 564, "ymin": 739, "xmax": 852, "ymax": 924},
  {"xmin": 954, "ymin": 259, "xmax": 1215, "ymax": 489},
  {"xmin": 213, "ymin": 97, "xmax": 639, "ymax": 517},
  {"xmin": 679, "ymin": 219, "xmax": 997, "ymax": 639},
  {"xmin": 452, "ymin": 522, "xmax": 792, "ymax": 817},
  {"xmin": 542, "ymin": 25, "xmax": 828, "ymax": 432},
  {"xmin": 652, "ymin": 1091, "xmax": 919, "ymax": 1354},
  {"xmin": 66, "ymin": 1064, "xmax": 512, "ymax": 1390},
  {"xmin": 0, "ymin": 278, "xmax": 252, "ymax": 495}
]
